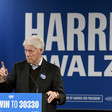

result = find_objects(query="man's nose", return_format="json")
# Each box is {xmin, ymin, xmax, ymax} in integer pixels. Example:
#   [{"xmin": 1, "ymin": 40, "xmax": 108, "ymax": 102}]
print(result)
[{"xmin": 25, "ymin": 51, "xmax": 30, "ymax": 56}]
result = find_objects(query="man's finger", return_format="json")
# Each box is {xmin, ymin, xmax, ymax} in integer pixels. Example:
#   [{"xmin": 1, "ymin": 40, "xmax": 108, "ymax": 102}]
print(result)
[{"xmin": 1, "ymin": 61, "xmax": 5, "ymax": 69}]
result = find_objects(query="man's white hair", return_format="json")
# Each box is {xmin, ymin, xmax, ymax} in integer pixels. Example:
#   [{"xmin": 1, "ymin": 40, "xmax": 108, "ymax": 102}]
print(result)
[{"xmin": 23, "ymin": 35, "xmax": 44, "ymax": 50}]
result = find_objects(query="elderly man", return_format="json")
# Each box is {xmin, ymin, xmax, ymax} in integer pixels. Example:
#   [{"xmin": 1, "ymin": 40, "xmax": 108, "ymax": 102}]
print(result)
[{"xmin": 0, "ymin": 35, "xmax": 66, "ymax": 112}]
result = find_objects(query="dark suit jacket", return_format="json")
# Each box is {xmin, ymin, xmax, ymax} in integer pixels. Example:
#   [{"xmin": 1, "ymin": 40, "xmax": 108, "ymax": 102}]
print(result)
[{"xmin": 0, "ymin": 58, "xmax": 66, "ymax": 112}]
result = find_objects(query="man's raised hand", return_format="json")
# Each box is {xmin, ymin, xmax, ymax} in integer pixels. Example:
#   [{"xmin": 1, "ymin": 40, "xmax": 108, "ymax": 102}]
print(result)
[{"xmin": 0, "ymin": 61, "xmax": 8, "ymax": 77}]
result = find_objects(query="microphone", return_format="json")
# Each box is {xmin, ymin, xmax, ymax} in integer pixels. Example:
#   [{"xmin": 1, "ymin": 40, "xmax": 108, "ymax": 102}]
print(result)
[{"xmin": 27, "ymin": 71, "xmax": 38, "ymax": 93}]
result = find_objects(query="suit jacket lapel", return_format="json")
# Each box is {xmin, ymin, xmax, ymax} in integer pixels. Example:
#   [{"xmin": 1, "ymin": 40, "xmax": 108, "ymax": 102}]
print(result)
[{"xmin": 34, "ymin": 59, "xmax": 49, "ymax": 92}]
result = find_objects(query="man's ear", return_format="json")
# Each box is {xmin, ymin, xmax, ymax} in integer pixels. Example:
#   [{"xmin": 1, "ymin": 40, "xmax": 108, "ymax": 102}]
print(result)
[{"xmin": 40, "ymin": 48, "xmax": 43, "ymax": 54}]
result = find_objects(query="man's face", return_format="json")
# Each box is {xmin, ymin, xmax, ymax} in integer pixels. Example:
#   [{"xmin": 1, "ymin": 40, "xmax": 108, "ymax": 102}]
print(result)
[{"xmin": 24, "ymin": 45, "xmax": 43, "ymax": 65}]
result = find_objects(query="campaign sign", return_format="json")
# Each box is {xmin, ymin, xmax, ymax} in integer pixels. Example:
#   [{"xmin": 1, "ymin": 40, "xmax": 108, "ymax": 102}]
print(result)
[
  {"xmin": 0, "ymin": 93, "xmax": 42, "ymax": 112},
  {"xmin": 1, "ymin": 0, "xmax": 112, "ymax": 110}
]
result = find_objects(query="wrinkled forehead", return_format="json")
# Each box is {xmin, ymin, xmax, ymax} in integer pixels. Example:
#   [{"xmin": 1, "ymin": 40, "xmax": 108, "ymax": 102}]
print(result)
[{"xmin": 24, "ymin": 44, "xmax": 37, "ymax": 50}]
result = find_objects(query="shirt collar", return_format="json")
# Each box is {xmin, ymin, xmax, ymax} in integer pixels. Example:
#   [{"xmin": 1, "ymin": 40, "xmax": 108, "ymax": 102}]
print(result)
[{"xmin": 30, "ymin": 57, "xmax": 43, "ymax": 70}]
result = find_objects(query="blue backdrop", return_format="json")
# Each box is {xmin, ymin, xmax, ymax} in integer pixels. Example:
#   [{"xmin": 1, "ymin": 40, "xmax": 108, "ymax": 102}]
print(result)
[{"xmin": 0, "ymin": 0, "xmax": 112, "ymax": 110}]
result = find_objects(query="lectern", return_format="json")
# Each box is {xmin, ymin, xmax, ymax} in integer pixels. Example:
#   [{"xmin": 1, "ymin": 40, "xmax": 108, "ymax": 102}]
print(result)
[{"xmin": 0, "ymin": 93, "xmax": 46, "ymax": 112}]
